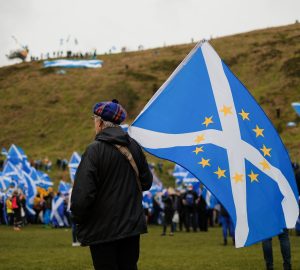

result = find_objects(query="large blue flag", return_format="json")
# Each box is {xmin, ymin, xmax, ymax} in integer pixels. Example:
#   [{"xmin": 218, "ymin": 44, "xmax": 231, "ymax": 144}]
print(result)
[{"xmin": 129, "ymin": 41, "xmax": 299, "ymax": 247}]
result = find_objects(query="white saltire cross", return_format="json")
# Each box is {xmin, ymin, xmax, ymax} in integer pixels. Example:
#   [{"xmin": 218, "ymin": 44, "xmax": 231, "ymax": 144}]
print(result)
[
  {"xmin": 50, "ymin": 197, "xmax": 65, "ymax": 227},
  {"xmin": 129, "ymin": 42, "xmax": 298, "ymax": 247}
]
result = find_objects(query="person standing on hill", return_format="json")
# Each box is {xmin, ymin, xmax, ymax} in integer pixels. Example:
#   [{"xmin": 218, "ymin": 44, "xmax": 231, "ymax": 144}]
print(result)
[
  {"xmin": 220, "ymin": 204, "xmax": 235, "ymax": 246},
  {"xmin": 183, "ymin": 184, "xmax": 198, "ymax": 232},
  {"xmin": 12, "ymin": 190, "xmax": 22, "ymax": 231},
  {"xmin": 6, "ymin": 196, "xmax": 14, "ymax": 226},
  {"xmin": 161, "ymin": 190, "xmax": 175, "ymax": 236},
  {"xmin": 71, "ymin": 99, "xmax": 153, "ymax": 270}
]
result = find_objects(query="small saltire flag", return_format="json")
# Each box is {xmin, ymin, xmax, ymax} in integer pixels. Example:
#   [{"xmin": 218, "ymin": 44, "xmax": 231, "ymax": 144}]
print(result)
[
  {"xmin": 201, "ymin": 186, "xmax": 218, "ymax": 209},
  {"xmin": 58, "ymin": 180, "xmax": 72, "ymax": 195},
  {"xmin": 291, "ymin": 102, "xmax": 300, "ymax": 117},
  {"xmin": 50, "ymin": 195, "xmax": 69, "ymax": 227},
  {"xmin": 128, "ymin": 41, "xmax": 299, "ymax": 247},
  {"xmin": 68, "ymin": 152, "xmax": 81, "ymax": 183},
  {"xmin": 182, "ymin": 172, "xmax": 200, "ymax": 191}
]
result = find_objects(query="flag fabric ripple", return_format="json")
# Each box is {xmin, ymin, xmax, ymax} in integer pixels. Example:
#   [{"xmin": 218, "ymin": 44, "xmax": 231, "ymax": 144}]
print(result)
[{"xmin": 128, "ymin": 41, "xmax": 299, "ymax": 247}]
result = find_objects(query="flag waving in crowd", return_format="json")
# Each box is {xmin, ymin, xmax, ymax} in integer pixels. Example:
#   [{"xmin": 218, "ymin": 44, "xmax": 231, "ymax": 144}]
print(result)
[{"xmin": 129, "ymin": 41, "xmax": 299, "ymax": 247}]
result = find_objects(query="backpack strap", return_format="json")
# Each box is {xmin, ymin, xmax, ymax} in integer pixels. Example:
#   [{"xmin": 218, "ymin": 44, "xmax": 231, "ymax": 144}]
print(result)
[{"xmin": 114, "ymin": 144, "xmax": 142, "ymax": 193}]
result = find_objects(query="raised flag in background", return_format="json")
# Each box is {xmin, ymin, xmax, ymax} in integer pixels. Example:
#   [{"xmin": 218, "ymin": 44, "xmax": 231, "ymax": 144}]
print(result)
[{"xmin": 129, "ymin": 41, "xmax": 299, "ymax": 247}]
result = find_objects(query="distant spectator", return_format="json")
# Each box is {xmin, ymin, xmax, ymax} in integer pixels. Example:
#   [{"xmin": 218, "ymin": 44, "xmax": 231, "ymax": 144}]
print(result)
[
  {"xmin": 62, "ymin": 159, "xmax": 68, "ymax": 171},
  {"xmin": 161, "ymin": 190, "xmax": 175, "ymax": 236},
  {"xmin": 220, "ymin": 204, "xmax": 234, "ymax": 245},
  {"xmin": 42, "ymin": 188, "xmax": 54, "ymax": 226},
  {"xmin": 43, "ymin": 157, "xmax": 52, "ymax": 171},
  {"xmin": 67, "ymin": 188, "xmax": 80, "ymax": 246},
  {"xmin": 171, "ymin": 191, "xmax": 180, "ymax": 231},
  {"xmin": 183, "ymin": 184, "xmax": 198, "ymax": 232},
  {"xmin": 152, "ymin": 194, "xmax": 163, "ymax": 224},
  {"xmin": 33, "ymin": 193, "xmax": 42, "ymax": 224},
  {"xmin": 19, "ymin": 191, "xmax": 27, "ymax": 225},
  {"xmin": 197, "ymin": 193, "xmax": 208, "ymax": 232},
  {"xmin": 142, "ymin": 192, "xmax": 153, "ymax": 225},
  {"xmin": 0, "ymin": 157, "xmax": 3, "ymax": 170},
  {"xmin": 0, "ymin": 195, "xmax": 5, "ymax": 224},
  {"xmin": 6, "ymin": 196, "xmax": 13, "ymax": 226},
  {"xmin": 12, "ymin": 190, "xmax": 22, "ymax": 231},
  {"xmin": 56, "ymin": 158, "xmax": 62, "ymax": 168}
]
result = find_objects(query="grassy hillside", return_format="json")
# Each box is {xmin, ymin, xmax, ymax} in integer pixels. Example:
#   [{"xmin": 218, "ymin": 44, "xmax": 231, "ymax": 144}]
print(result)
[{"xmin": 0, "ymin": 23, "xmax": 299, "ymax": 183}]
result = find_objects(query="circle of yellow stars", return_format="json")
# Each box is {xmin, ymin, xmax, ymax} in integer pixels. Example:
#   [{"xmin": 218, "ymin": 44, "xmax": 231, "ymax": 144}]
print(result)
[{"xmin": 191, "ymin": 104, "xmax": 273, "ymax": 185}]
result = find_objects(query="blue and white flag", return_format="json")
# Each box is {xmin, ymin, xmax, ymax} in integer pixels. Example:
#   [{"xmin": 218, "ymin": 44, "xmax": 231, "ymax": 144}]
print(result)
[
  {"xmin": 58, "ymin": 180, "xmax": 72, "ymax": 195},
  {"xmin": 1, "ymin": 147, "xmax": 8, "ymax": 156},
  {"xmin": 68, "ymin": 152, "xmax": 81, "ymax": 183},
  {"xmin": 22, "ymin": 172, "xmax": 37, "ymax": 215},
  {"xmin": 173, "ymin": 164, "xmax": 189, "ymax": 186},
  {"xmin": 51, "ymin": 195, "xmax": 69, "ymax": 227},
  {"xmin": 291, "ymin": 102, "xmax": 300, "ymax": 117},
  {"xmin": 0, "ymin": 172, "xmax": 11, "ymax": 190},
  {"xmin": 36, "ymin": 171, "xmax": 53, "ymax": 189},
  {"xmin": 129, "ymin": 41, "xmax": 299, "ymax": 247},
  {"xmin": 7, "ymin": 144, "xmax": 23, "ymax": 165},
  {"xmin": 182, "ymin": 172, "xmax": 200, "ymax": 192},
  {"xmin": 44, "ymin": 59, "xmax": 103, "ymax": 69},
  {"xmin": 201, "ymin": 186, "xmax": 218, "ymax": 209}
]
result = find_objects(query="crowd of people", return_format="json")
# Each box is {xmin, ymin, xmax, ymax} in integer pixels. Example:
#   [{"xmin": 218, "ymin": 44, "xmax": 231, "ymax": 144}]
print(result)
[
  {"xmin": 29, "ymin": 50, "xmax": 97, "ymax": 62},
  {"xmin": 143, "ymin": 184, "xmax": 235, "ymax": 245},
  {"xmin": 26, "ymin": 157, "xmax": 70, "ymax": 172},
  {"xmin": 0, "ymin": 186, "xmax": 69, "ymax": 227}
]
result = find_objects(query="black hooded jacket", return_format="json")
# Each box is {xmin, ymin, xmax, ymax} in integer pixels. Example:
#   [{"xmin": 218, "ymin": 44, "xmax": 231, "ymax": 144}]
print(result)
[{"xmin": 71, "ymin": 126, "xmax": 153, "ymax": 246}]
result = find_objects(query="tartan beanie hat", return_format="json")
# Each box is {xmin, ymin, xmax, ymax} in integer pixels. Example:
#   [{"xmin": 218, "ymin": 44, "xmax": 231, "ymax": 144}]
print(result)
[{"xmin": 93, "ymin": 99, "xmax": 127, "ymax": 124}]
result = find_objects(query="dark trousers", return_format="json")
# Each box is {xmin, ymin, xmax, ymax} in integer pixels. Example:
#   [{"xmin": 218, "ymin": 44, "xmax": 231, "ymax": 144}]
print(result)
[
  {"xmin": 185, "ymin": 207, "xmax": 197, "ymax": 232},
  {"xmin": 262, "ymin": 229, "xmax": 291, "ymax": 270},
  {"xmin": 71, "ymin": 222, "xmax": 77, "ymax": 243},
  {"xmin": 7, "ymin": 213, "xmax": 14, "ymax": 226},
  {"xmin": 198, "ymin": 210, "xmax": 208, "ymax": 231},
  {"xmin": 220, "ymin": 215, "xmax": 234, "ymax": 239},
  {"xmin": 163, "ymin": 223, "xmax": 174, "ymax": 234},
  {"xmin": 90, "ymin": 235, "xmax": 140, "ymax": 270}
]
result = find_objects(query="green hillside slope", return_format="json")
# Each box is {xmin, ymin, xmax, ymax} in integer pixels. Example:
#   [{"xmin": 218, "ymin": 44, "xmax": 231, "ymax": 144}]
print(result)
[{"xmin": 0, "ymin": 23, "xmax": 299, "ymax": 174}]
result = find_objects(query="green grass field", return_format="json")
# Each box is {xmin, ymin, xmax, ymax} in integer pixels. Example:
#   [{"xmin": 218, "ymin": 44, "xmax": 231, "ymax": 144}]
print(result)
[{"xmin": 0, "ymin": 225, "xmax": 299, "ymax": 270}]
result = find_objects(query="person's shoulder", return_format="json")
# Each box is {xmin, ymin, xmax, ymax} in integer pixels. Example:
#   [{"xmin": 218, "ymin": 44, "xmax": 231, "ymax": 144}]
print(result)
[
  {"xmin": 128, "ymin": 136, "xmax": 145, "ymax": 154},
  {"xmin": 86, "ymin": 140, "xmax": 105, "ymax": 153},
  {"xmin": 85, "ymin": 140, "xmax": 110, "ymax": 158}
]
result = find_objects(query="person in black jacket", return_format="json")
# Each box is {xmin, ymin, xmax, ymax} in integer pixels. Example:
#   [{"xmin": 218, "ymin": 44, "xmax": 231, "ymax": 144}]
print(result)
[
  {"xmin": 71, "ymin": 99, "xmax": 153, "ymax": 270},
  {"xmin": 161, "ymin": 190, "xmax": 175, "ymax": 236},
  {"xmin": 183, "ymin": 185, "xmax": 198, "ymax": 232}
]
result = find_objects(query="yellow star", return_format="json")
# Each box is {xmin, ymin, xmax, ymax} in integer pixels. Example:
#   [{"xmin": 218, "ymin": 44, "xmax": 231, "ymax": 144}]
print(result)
[
  {"xmin": 260, "ymin": 160, "xmax": 270, "ymax": 170},
  {"xmin": 214, "ymin": 167, "xmax": 226, "ymax": 179},
  {"xmin": 198, "ymin": 158, "xmax": 211, "ymax": 168},
  {"xmin": 239, "ymin": 109, "xmax": 250, "ymax": 120},
  {"xmin": 233, "ymin": 172, "xmax": 243, "ymax": 183},
  {"xmin": 260, "ymin": 144, "xmax": 272, "ymax": 157},
  {"xmin": 248, "ymin": 170, "xmax": 259, "ymax": 183},
  {"xmin": 220, "ymin": 105, "xmax": 233, "ymax": 116},
  {"xmin": 202, "ymin": 116, "xmax": 214, "ymax": 128},
  {"xmin": 193, "ymin": 146, "xmax": 204, "ymax": 155},
  {"xmin": 252, "ymin": 125, "xmax": 264, "ymax": 137},
  {"xmin": 194, "ymin": 134, "xmax": 205, "ymax": 144}
]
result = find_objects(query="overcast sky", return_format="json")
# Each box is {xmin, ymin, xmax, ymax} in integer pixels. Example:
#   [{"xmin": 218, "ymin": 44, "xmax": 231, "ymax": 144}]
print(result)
[{"xmin": 0, "ymin": 0, "xmax": 299, "ymax": 67}]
